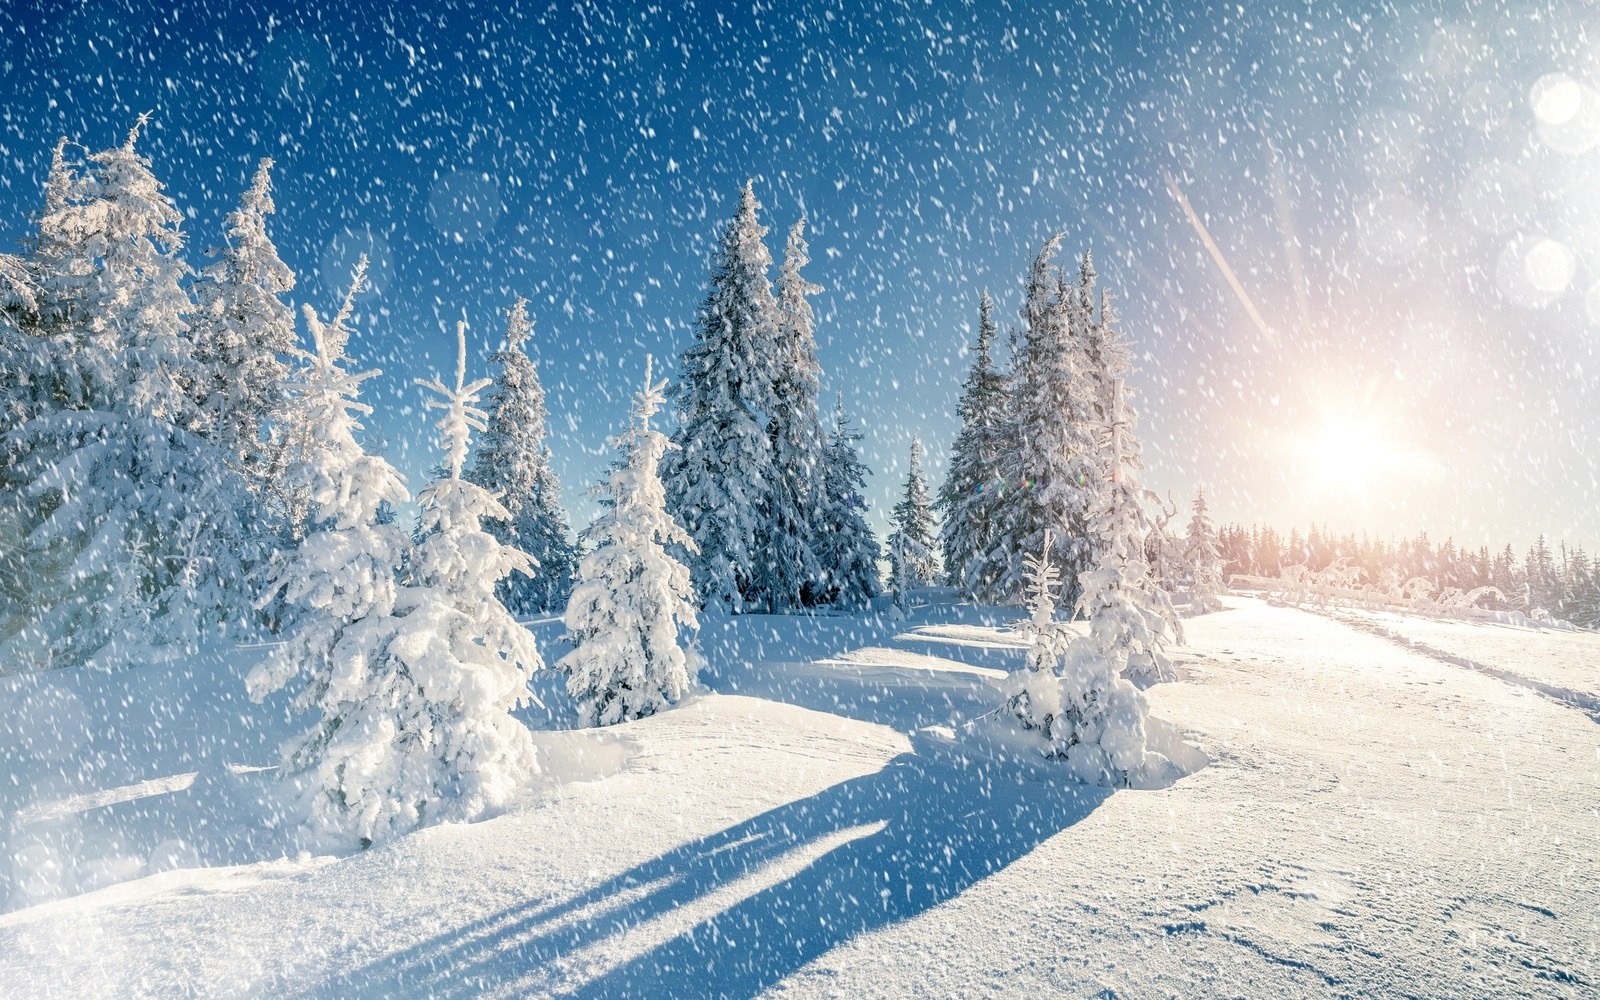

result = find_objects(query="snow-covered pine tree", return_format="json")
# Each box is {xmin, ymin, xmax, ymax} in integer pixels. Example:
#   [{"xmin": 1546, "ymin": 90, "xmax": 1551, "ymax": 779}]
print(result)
[
  {"xmin": 189, "ymin": 157, "xmax": 297, "ymax": 514},
  {"xmin": 254, "ymin": 313, "xmax": 542, "ymax": 847},
  {"xmin": 814, "ymin": 398, "xmax": 882, "ymax": 609},
  {"xmin": 991, "ymin": 234, "xmax": 1098, "ymax": 604},
  {"xmin": 1000, "ymin": 529, "xmax": 1165, "ymax": 787},
  {"xmin": 1, "ymin": 119, "xmax": 255, "ymax": 668},
  {"xmin": 20, "ymin": 136, "xmax": 85, "ymax": 350},
  {"xmin": 1185, "ymin": 488, "xmax": 1227, "ymax": 613},
  {"xmin": 664, "ymin": 180, "xmax": 780, "ymax": 612},
  {"xmin": 1003, "ymin": 531, "xmax": 1068, "ymax": 737},
  {"xmin": 0, "ymin": 252, "xmax": 40, "ymax": 451},
  {"xmin": 1076, "ymin": 377, "xmax": 1181, "ymax": 686},
  {"xmin": 246, "ymin": 259, "xmax": 412, "ymax": 839},
  {"xmin": 0, "ymin": 254, "xmax": 40, "ymax": 620},
  {"xmin": 560, "ymin": 356, "xmax": 699, "ymax": 726},
  {"xmin": 391, "ymin": 321, "xmax": 543, "ymax": 828},
  {"xmin": 886, "ymin": 439, "xmax": 939, "ymax": 595},
  {"xmin": 937, "ymin": 291, "xmax": 1010, "ymax": 601},
  {"xmin": 468, "ymin": 296, "xmax": 578, "ymax": 615},
  {"xmin": 0, "ymin": 144, "xmax": 68, "ymax": 632},
  {"xmin": 753, "ymin": 218, "xmax": 827, "ymax": 612}
]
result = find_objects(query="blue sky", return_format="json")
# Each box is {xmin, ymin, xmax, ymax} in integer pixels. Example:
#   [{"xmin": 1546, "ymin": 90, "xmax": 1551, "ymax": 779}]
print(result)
[{"xmin": 1, "ymin": 0, "xmax": 1595, "ymax": 550}]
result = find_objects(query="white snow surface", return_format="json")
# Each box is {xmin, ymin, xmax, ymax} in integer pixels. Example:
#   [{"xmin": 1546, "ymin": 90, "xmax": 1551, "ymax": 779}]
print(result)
[{"xmin": 1, "ymin": 596, "xmax": 1596, "ymax": 997}]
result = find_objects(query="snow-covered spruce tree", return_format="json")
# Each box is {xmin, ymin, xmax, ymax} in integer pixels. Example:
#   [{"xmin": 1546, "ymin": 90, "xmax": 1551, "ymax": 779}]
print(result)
[
  {"xmin": 664, "ymin": 180, "xmax": 779, "ymax": 612},
  {"xmin": 189, "ymin": 157, "xmax": 297, "ymax": 514},
  {"xmin": 0, "ymin": 253, "xmax": 41, "ymax": 427},
  {"xmin": 1083, "ymin": 276, "xmax": 1183, "ymax": 642},
  {"xmin": 991, "ymin": 234, "xmax": 1099, "ymax": 604},
  {"xmin": 254, "ymin": 315, "xmax": 542, "ymax": 847},
  {"xmin": 1076, "ymin": 378, "xmax": 1181, "ymax": 686},
  {"xmin": 0, "ymin": 143, "xmax": 71, "ymax": 630},
  {"xmin": 753, "ymin": 218, "xmax": 827, "ymax": 612},
  {"xmin": 1002, "ymin": 532, "xmax": 1068, "ymax": 736},
  {"xmin": 814, "ymin": 398, "xmax": 881, "ymax": 608},
  {"xmin": 560, "ymin": 357, "xmax": 699, "ymax": 727},
  {"xmin": 1185, "ymin": 488, "xmax": 1227, "ymax": 613},
  {"xmin": 394, "ymin": 322, "xmax": 543, "ymax": 826},
  {"xmin": 1, "ymin": 119, "xmax": 255, "ymax": 669},
  {"xmin": 886, "ymin": 440, "xmax": 939, "ymax": 595},
  {"xmin": 937, "ymin": 290, "xmax": 1009, "ymax": 601},
  {"xmin": 1000, "ymin": 531, "xmax": 1167, "ymax": 787},
  {"xmin": 468, "ymin": 297, "xmax": 578, "ymax": 615},
  {"xmin": 247, "ymin": 259, "xmax": 412, "ymax": 838},
  {"xmin": 0, "ymin": 252, "xmax": 41, "ymax": 460},
  {"xmin": 0, "ymin": 254, "xmax": 41, "ymax": 621}
]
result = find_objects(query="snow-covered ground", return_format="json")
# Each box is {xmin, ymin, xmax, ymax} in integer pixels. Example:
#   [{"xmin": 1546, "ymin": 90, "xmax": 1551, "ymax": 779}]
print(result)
[
  {"xmin": 1, "ymin": 596, "xmax": 1596, "ymax": 997},
  {"xmin": 1315, "ymin": 604, "xmax": 1600, "ymax": 716}
]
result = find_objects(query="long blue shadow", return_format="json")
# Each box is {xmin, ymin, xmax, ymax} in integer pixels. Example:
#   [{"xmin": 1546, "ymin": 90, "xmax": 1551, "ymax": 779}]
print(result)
[{"xmin": 321, "ymin": 736, "xmax": 1106, "ymax": 998}]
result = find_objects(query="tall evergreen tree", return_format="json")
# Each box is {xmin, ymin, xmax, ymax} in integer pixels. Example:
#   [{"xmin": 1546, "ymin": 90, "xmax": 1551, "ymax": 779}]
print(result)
[
  {"xmin": 664, "ymin": 181, "xmax": 780, "ymax": 612},
  {"xmin": 754, "ymin": 218, "xmax": 827, "ymax": 611},
  {"xmin": 1076, "ymin": 378, "xmax": 1181, "ymax": 686},
  {"xmin": 247, "ymin": 261, "xmax": 413, "ymax": 840},
  {"xmin": 394, "ymin": 322, "xmax": 543, "ymax": 831},
  {"xmin": 1185, "ymin": 488, "xmax": 1226, "ymax": 613},
  {"xmin": 255, "ymin": 316, "xmax": 542, "ymax": 846},
  {"xmin": 937, "ymin": 290, "xmax": 1010, "ymax": 601},
  {"xmin": 0, "ymin": 255, "xmax": 40, "ymax": 621},
  {"xmin": 887, "ymin": 440, "xmax": 939, "ymax": 594},
  {"xmin": 189, "ymin": 157, "xmax": 297, "ymax": 511},
  {"xmin": 0, "ymin": 252, "xmax": 41, "ymax": 433},
  {"xmin": 1, "ymin": 120, "xmax": 253, "ymax": 668},
  {"xmin": 814, "ymin": 398, "xmax": 881, "ymax": 609},
  {"xmin": 469, "ymin": 297, "xmax": 579, "ymax": 615},
  {"xmin": 991, "ymin": 234, "xmax": 1099, "ymax": 603},
  {"xmin": 560, "ymin": 357, "xmax": 699, "ymax": 726}
]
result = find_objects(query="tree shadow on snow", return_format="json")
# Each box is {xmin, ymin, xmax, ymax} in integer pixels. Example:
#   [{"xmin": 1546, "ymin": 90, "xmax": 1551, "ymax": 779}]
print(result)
[{"xmin": 323, "ymin": 734, "xmax": 1107, "ymax": 999}]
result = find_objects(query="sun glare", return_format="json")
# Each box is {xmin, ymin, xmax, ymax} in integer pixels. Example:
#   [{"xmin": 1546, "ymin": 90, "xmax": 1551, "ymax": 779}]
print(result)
[{"xmin": 1300, "ymin": 413, "xmax": 1395, "ymax": 497}]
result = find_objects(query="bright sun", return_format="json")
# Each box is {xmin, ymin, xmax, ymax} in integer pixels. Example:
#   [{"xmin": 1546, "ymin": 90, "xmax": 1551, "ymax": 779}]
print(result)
[{"xmin": 1299, "ymin": 413, "xmax": 1395, "ymax": 497}]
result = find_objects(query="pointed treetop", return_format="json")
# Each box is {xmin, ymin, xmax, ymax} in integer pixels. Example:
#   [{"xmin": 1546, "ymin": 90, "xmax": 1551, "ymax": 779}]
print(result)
[
  {"xmin": 779, "ymin": 216, "xmax": 823, "ymax": 304},
  {"xmin": 248, "ymin": 156, "xmax": 276, "ymax": 204},
  {"xmin": 44, "ymin": 137, "xmax": 76, "ymax": 214},
  {"xmin": 417, "ymin": 321, "xmax": 493, "ymax": 480},
  {"xmin": 976, "ymin": 289, "xmax": 997, "ymax": 356},
  {"xmin": 505, "ymin": 295, "xmax": 533, "ymax": 351},
  {"xmin": 734, "ymin": 178, "xmax": 768, "ymax": 231},
  {"xmin": 635, "ymin": 353, "xmax": 668, "ymax": 431},
  {"xmin": 50, "ymin": 136, "xmax": 70, "ymax": 170},
  {"xmin": 1023, "ymin": 528, "xmax": 1062, "ymax": 627},
  {"xmin": 321, "ymin": 254, "xmax": 368, "ymax": 360},
  {"xmin": 125, "ymin": 111, "xmax": 154, "ymax": 151},
  {"xmin": 834, "ymin": 392, "xmax": 845, "ymax": 430}
]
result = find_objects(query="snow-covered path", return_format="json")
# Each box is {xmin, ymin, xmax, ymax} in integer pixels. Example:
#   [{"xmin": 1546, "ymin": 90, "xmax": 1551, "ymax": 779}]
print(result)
[{"xmin": 1, "ymin": 597, "xmax": 1595, "ymax": 997}]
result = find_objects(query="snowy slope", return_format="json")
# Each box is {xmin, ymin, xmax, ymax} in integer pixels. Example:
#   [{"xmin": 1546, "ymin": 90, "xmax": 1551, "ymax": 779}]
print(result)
[
  {"xmin": 1317, "ymin": 605, "xmax": 1600, "ymax": 715},
  {"xmin": 1, "ymin": 597, "xmax": 1596, "ymax": 997}
]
